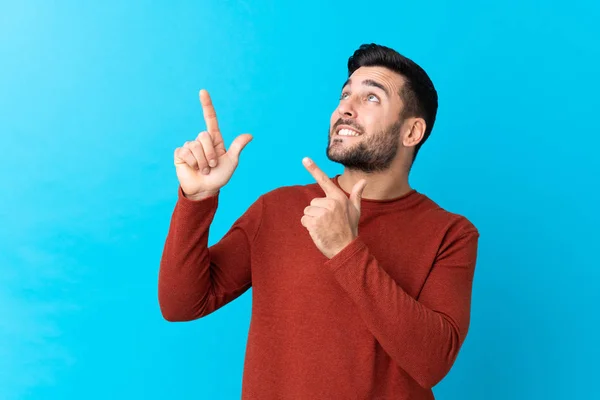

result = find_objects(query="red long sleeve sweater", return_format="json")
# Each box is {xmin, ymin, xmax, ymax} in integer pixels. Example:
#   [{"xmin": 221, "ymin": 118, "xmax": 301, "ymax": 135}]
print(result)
[{"xmin": 158, "ymin": 175, "xmax": 479, "ymax": 399}]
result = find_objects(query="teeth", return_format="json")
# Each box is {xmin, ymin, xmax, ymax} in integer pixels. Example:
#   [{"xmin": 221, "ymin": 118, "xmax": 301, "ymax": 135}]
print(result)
[{"xmin": 338, "ymin": 128, "xmax": 360, "ymax": 136}]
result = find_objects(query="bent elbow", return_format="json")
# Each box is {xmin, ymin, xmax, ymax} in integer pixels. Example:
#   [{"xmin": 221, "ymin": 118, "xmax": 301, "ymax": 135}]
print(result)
[
  {"xmin": 158, "ymin": 303, "xmax": 203, "ymax": 322},
  {"xmin": 414, "ymin": 345, "xmax": 464, "ymax": 389},
  {"xmin": 412, "ymin": 336, "xmax": 464, "ymax": 388},
  {"xmin": 159, "ymin": 301, "xmax": 185, "ymax": 322},
  {"xmin": 413, "ymin": 366, "xmax": 451, "ymax": 390},
  {"xmin": 160, "ymin": 307, "xmax": 189, "ymax": 322},
  {"xmin": 415, "ymin": 320, "xmax": 468, "ymax": 388},
  {"xmin": 158, "ymin": 290, "xmax": 202, "ymax": 322}
]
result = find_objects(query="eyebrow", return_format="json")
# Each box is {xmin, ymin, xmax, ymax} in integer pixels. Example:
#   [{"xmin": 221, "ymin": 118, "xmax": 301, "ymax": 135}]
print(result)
[{"xmin": 341, "ymin": 78, "xmax": 390, "ymax": 97}]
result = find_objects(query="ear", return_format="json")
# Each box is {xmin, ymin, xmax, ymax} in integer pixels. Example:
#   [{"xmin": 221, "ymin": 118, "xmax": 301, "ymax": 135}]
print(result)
[{"xmin": 402, "ymin": 118, "xmax": 426, "ymax": 148}]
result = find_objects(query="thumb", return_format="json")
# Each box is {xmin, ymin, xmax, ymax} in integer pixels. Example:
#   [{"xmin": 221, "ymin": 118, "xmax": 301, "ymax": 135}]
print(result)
[
  {"xmin": 350, "ymin": 179, "xmax": 367, "ymax": 212},
  {"xmin": 227, "ymin": 133, "xmax": 253, "ymax": 163}
]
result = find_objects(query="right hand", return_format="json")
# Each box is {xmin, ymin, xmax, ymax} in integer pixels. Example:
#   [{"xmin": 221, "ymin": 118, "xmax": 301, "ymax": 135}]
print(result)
[{"xmin": 174, "ymin": 89, "xmax": 253, "ymax": 200}]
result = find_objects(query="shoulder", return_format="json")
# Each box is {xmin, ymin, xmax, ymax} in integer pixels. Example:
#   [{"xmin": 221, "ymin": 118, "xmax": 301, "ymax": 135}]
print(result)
[
  {"xmin": 415, "ymin": 192, "xmax": 479, "ymax": 240},
  {"xmin": 249, "ymin": 182, "xmax": 321, "ymax": 226},
  {"xmin": 260, "ymin": 181, "xmax": 323, "ymax": 204}
]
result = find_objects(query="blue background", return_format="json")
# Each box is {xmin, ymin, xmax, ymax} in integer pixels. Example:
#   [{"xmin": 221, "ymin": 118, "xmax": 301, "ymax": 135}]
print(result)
[{"xmin": 1, "ymin": 1, "xmax": 599, "ymax": 399}]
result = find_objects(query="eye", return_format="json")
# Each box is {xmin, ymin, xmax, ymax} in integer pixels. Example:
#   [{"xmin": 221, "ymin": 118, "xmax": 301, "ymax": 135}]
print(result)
[
  {"xmin": 367, "ymin": 94, "xmax": 380, "ymax": 103},
  {"xmin": 340, "ymin": 92, "xmax": 350, "ymax": 100}
]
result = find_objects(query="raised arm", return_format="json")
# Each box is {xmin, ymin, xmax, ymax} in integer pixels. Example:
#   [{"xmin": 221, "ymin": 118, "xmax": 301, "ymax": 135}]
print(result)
[{"xmin": 158, "ymin": 89, "xmax": 254, "ymax": 321}]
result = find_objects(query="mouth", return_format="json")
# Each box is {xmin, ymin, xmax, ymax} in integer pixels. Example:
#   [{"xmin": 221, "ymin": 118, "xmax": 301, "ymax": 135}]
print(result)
[{"xmin": 335, "ymin": 125, "xmax": 362, "ymax": 137}]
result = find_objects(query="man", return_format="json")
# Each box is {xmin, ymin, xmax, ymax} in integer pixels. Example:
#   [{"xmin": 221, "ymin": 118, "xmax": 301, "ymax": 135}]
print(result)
[{"xmin": 158, "ymin": 43, "xmax": 479, "ymax": 399}]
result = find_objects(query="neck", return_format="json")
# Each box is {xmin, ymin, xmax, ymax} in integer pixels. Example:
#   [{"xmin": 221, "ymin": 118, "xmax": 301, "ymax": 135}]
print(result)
[{"xmin": 338, "ymin": 167, "xmax": 412, "ymax": 200}]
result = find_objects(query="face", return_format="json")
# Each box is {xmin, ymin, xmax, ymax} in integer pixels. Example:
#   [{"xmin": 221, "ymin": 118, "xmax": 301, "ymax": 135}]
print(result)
[{"xmin": 327, "ymin": 66, "xmax": 407, "ymax": 173}]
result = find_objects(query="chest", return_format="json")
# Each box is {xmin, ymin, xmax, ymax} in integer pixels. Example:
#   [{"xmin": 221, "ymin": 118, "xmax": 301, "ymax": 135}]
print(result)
[{"xmin": 251, "ymin": 207, "xmax": 440, "ymax": 301}]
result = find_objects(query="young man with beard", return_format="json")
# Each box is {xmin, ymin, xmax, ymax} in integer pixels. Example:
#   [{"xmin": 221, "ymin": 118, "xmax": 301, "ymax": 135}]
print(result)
[{"xmin": 158, "ymin": 43, "xmax": 479, "ymax": 399}]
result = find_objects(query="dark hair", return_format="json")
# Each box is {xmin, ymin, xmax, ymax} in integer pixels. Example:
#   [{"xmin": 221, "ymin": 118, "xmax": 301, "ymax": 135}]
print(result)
[{"xmin": 347, "ymin": 43, "xmax": 438, "ymax": 162}]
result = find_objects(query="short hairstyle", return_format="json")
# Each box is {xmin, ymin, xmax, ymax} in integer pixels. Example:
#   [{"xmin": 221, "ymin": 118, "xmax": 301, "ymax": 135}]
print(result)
[{"xmin": 347, "ymin": 44, "xmax": 438, "ymax": 162}]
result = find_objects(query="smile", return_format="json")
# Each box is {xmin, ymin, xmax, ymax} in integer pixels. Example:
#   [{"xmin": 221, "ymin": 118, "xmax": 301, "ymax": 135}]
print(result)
[{"xmin": 336, "ymin": 127, "xmax": 362, "ymax": 137}]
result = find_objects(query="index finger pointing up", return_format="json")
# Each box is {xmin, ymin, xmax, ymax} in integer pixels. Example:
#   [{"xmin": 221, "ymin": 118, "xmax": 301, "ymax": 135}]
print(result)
[
  {"xmin": 199, "ymin": 89, "xmax": 224, "ymax": 144},
  {"xmin": 302, "ymin": 157, "xmax": 342, "ymax": 198}
]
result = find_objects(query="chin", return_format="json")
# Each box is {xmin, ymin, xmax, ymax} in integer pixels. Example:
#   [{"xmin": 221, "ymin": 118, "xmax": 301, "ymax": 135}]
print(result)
[
  {"xmin": 326, "ymin": 144, "xmax": 347, "ymax": 159},
  {"xmin": 326, "ymin": 150, "xmax": 353, "ymax": 166}
]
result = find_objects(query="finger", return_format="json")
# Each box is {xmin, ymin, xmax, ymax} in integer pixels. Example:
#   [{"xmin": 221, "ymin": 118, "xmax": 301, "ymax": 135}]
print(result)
[
  {"xmin": 350, "ymin": 179, "xmax": 367, "ymax": 212},
  {"xmin": 196, "ymin": 131, "xmax": 218, "ymax": 168},
  {"xmin": 300, "ymin": 215, "xmax": 314, "ymax": 229},
  {"xmin": 310, "ymin": 197, "xmax": 335, "ymax": 210},
  {"xmin": 303, "ymin": 205, "xmax": 326, "ymax": 217},
  {"xmin": 174, "ymin": 147, "xmax": 198, "ymax": 169},
  {"xmin": 302, "ymin": 157, "xmax": 341, "ymax": 198},
  {"xmin": 227, "ymin": 134, "xmax": 253, "ymax": 164},
  {"xmin": 199, "ymin": 89, "xmax": 226, "ymax": 154},
  {"xmin": 184, "ymin": 141, "xmax": 210, "ymax": 174}
]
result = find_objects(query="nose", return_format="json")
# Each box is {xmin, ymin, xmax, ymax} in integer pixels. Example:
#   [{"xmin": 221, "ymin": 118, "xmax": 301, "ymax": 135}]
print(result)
[{"xmin": 337, "ymin": 99, "xmax": 357, "ymax": 118}]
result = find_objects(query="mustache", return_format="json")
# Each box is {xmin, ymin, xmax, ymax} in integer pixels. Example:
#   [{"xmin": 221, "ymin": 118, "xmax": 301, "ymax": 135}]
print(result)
[{"xmin": 332, "ymin": 119, "xmax": 364, "ymax": 134}]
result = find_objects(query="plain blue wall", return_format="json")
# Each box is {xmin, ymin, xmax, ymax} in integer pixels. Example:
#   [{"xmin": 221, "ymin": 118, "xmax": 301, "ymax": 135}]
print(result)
[{"xmin": 1, "ymin": 1, "xmax": 599, "ymax": 399}]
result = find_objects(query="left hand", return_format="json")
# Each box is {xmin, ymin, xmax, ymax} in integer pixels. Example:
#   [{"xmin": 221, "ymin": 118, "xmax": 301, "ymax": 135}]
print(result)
[{"xmin": 301, "ymin": 157, "xmax": 367, "ymax": 259}]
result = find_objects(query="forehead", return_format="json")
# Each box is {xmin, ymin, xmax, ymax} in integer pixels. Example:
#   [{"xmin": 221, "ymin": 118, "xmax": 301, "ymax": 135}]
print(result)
[{"xmin": 346, "ymin": 66, "xmax": 405, "ymax": 96}]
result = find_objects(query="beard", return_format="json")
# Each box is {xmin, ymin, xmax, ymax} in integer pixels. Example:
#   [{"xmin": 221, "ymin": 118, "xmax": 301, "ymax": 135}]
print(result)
[{"xmin": 326, "ymin": 119, "xmax": 403, "ymax": 173}]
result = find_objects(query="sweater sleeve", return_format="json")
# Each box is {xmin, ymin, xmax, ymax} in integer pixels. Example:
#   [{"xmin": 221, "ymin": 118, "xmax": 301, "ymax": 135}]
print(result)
[
  {"xmin": 158, "ymin": 187, "xmax": 263, "ymax": 322},
  {"xmin": 323, "ymin": 223, "xmax": 479, "ymax": 389}
]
